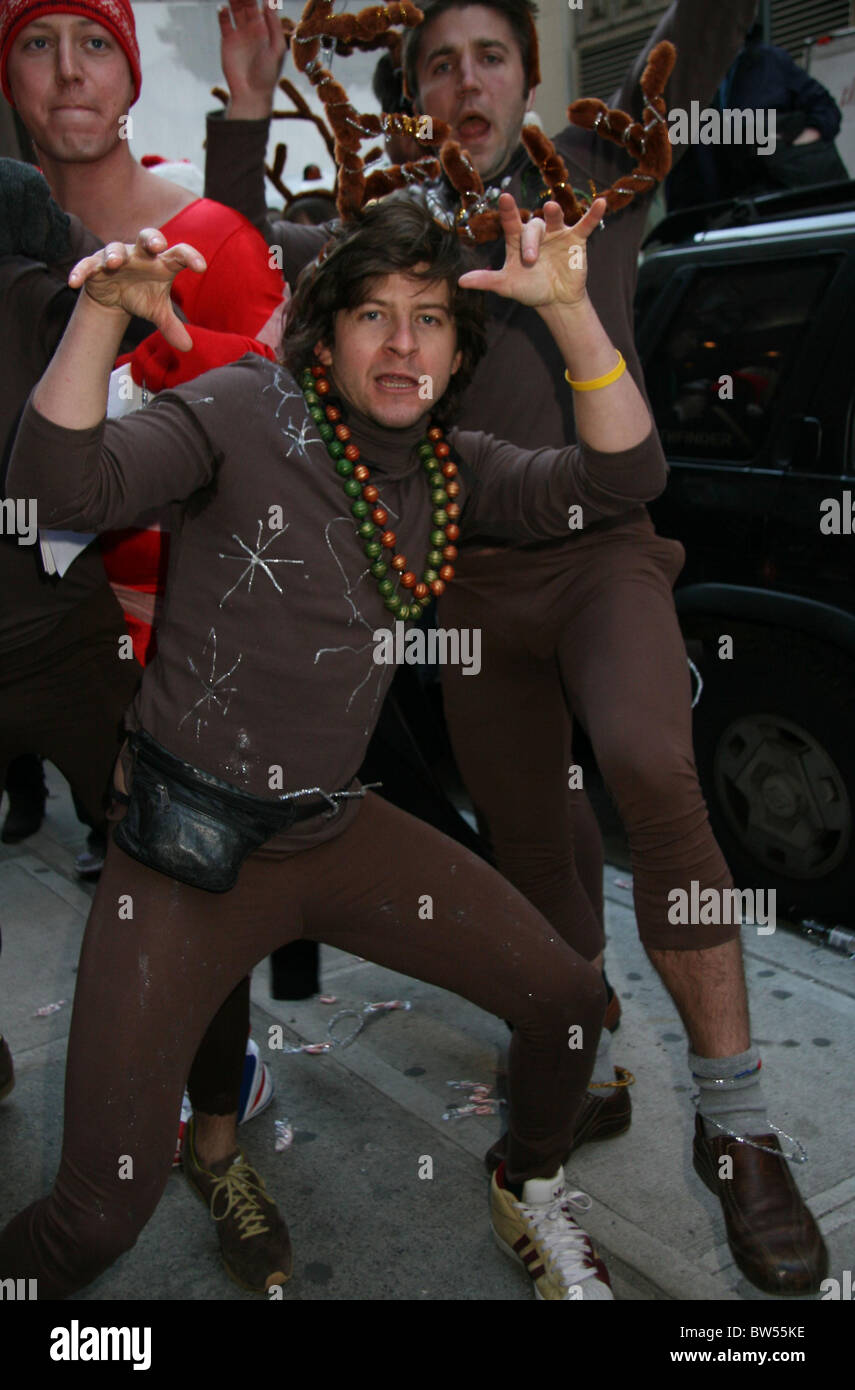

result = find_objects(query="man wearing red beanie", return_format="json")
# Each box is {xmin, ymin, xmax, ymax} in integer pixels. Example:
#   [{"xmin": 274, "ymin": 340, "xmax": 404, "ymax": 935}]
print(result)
[
  {"xmin": 0, "ymin": 0, "xmax": 294, "ymax": 1295},
  {"xmin": 0, "ymin": 0, "xmax": 142, "ymax": 106}
]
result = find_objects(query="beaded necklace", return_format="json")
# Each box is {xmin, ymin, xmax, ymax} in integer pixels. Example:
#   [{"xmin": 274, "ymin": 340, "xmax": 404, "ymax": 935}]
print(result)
[{"xmin": 300, "ymin": 364, "xmax": 461, "ymax": 622}]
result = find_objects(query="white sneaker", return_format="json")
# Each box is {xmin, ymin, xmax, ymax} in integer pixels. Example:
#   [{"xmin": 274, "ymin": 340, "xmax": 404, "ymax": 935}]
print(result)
[{"xmin": 490, "ymin": 1163, "xmax": 614, "ymax": 1300}]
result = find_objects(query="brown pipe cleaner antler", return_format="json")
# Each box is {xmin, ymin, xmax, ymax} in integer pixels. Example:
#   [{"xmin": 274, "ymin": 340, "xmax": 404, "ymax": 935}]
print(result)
[
  {"xmin": 565, "ymin": 40, "xmax": 675, "ymax": 214},
  {"xmin": 291, "ymin": 0, "xmax": 449, "ymax": 219}
]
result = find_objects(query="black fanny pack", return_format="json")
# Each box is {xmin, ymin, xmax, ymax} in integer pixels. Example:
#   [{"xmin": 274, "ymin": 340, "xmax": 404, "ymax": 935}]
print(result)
[{"xmin": 113, "ymin": 730, "xmax": 350, "ymax": 893}]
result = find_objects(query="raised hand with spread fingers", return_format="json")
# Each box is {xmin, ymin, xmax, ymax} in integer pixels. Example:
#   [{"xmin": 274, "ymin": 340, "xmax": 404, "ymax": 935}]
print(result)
[
  {"xmin": 459, "ymin": 193, "xmax": 651, "ymax": 453},
  {"xmin": 458, "ymin": 192, "xmax": 606, "ymax": 310},
  {"xmin": 35, "ymin": 229, "xmax": 206, "ymax": 430},
  {"xmin": 218, "ymin": 0, "xmax": 289, "ymax": 120}
]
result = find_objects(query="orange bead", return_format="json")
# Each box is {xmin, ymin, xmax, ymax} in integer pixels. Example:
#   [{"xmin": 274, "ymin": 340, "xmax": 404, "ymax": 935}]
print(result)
[
  {"xmin": 391, "ymin": 553, "xmax": 407, "ymax": 571},
  {"xmin": 371, "ymin": 507, "xmax": 388, "ymax": 526},
  {"xmin": 380, "ymin": 531, "xmax": 397, "ymax": 549},
  {"xmin": 446, "ymin": 480, "xmax": 460, "ymax": 498},
  {"xmin": 315, "ymin": 378, "xmax": 330, "ymax": 395},
  {"xmin": 335, "ymin": 424, "xmax": 351, "ymax": 441},
  {"xmin": 434, "ymin": 442, "xmax": 450, "ymax": 459},
  {"xmin": 427, "ymin": 426, "xmax": 443, "ymax": 442},
  {"xmin": 353, "ymin": 464, "xmax": 370, "ymax": 481},
  {"xmin": 362, "ymin": 484, "xmax": 379, "ymax": 503},
  {"xmin": 446, "ymin": 502, "xmax": 461, "ymax": 520},
  {"xmin": 325, "ymin": 405, "xmax": 341, "ymax": 421},
  {"xmin": 439, "ymin": 564, "xmax": 455, "ymax": 581},
  {"xmin": 413, "ymin": 582, "xmax": 429, "ymax": 600},
  {"xmin": 344, "ymin": 443, "xmax": 360, "ymax": 462},
  {"xmin": 441, "ymin": 462, "xmax": 458, "ymax": 478},
  {"xmin": 400, "ymin": 571, "xmax": 416, "ymax": 589},
  {"xmin": 445, "ymin": 524, "xmax": 460, "ymax": 541},
  {"xmin": 442, "ymin": 545, "xmax": 458, "ymax": 561},
  {"xmin": 429, "ymin": 579, "xmax": 446, "ymax": 597}
]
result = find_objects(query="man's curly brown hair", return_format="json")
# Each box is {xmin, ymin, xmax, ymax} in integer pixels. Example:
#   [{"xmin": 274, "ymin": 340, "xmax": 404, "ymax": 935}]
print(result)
[{"xmin": 281, "ymin": 193, "xmax": 486, "ymax": 424}]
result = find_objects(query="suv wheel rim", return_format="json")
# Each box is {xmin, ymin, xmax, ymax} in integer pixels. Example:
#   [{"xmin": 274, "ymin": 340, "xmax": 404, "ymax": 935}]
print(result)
[{"xmin": 712, "ymin": 714, "xmax": 851, "ymax": 880}]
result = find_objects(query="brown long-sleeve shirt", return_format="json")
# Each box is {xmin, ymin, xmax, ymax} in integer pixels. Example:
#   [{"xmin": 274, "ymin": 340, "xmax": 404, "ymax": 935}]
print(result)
[{"xmin": 7, "ymin": 355, "xmax": 666, "ymax": 843}]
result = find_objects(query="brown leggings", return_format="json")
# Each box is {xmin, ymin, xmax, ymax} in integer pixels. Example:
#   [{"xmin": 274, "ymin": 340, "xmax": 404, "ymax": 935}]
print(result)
[
  {"xmin": 439, "ymin": 514, "xmax": 739, "ymax": 956},
  {"xmin": 0, "ymin": 792, "xmax": 604, "ymax": 1298}
]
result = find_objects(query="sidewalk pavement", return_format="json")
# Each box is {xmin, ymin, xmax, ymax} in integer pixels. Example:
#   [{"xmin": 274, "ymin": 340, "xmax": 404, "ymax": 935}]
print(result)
[{"xmin": 1, "ymin": 764, "xmax": 853, "ymax": 1301}]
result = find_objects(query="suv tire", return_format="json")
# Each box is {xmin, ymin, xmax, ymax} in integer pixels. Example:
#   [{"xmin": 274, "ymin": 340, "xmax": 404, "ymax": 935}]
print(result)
[{"xmin": 689, "ymin": 623, "xmax": 854, "ymax": 923}]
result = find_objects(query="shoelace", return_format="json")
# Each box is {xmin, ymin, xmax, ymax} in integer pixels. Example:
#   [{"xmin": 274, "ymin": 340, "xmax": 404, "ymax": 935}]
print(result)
[
  {"xmin": 209, "ymin": 1162, "xmax": 273, "ymax": 1241},
  {"xmin": 522, "ymin": 1188, "xmax": 601, "ymax": 1288}
]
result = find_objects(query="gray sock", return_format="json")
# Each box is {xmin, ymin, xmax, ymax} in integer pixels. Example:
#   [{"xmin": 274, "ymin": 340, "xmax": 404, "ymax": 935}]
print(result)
[
  {"xmin": 588, "ymin": 1027, "xmax": 614, "ymax": 1091},
  {"xmin": 689, "ymin": 1047, "xmax": 769, "ymax": 1140}
]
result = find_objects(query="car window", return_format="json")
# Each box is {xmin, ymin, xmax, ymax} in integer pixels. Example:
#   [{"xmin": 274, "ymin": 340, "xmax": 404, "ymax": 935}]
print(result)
[{"xmin": 644, "ymin": 257, "xmax": 841, "ymax": 463}]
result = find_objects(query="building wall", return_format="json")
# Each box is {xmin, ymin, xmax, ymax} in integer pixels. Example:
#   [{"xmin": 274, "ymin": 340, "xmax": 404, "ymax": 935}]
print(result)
[{"xmin": 570, "ymin": 0, "xmax": 854, "ymax": 105}]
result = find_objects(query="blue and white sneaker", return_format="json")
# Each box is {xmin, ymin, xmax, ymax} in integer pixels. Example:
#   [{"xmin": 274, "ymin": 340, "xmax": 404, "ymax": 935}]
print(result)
[
  {"xmin": 238, "ymin": 1036, "xmax": 275, "ymax": 1125},
  {"xmin": 173, "ymin": 1036, "xmax": 274, "ymax": 1165}
]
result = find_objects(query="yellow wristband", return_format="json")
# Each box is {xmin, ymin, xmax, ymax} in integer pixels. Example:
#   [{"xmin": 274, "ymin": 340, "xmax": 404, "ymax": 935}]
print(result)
[{"xmin": 565, "ymin": 351, "xmax": 626, "ymax": 392}]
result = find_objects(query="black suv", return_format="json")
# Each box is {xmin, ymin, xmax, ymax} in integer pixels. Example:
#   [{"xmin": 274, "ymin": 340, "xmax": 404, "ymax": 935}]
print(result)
[{"xmin": 638, "ymin": 181, "xmax": 855, "ymax": 923}]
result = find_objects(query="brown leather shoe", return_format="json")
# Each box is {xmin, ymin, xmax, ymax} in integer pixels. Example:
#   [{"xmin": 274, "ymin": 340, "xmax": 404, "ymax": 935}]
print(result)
[
  {"xmin": 183, "ymin": 1117, "xmax": 292, "ymax": 1292},
  {"xmin": 484, "ymin": 1067, "xmax": 633, "ymax": 1175},
  {"xmin": 692, "ymin": 1114, "xmax": 828, "ymax": 1296}
]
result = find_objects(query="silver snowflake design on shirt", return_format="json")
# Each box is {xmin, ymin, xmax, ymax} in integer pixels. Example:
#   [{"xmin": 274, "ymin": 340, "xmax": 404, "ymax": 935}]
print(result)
[
  {"xmin": 314, "ymin": 516, "xmax": 386, "ymax": 733},
  {"xmin": 218, "ymin": 518, "xmax": 305, "ymax": 607},
  {"xmin": 178, "ymin": 627, "xmax": 243, "ymax": 740},
  {"xmin": 280, "ymin": 413, "xmax": 321, "ymax": 459},
  {"xmin": 261, "ymin": 365, "xmax": 304, "ymax": 419}
]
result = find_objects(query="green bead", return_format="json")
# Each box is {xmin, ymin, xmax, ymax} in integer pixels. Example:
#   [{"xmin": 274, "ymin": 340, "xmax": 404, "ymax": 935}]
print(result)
[
  {"xmin": 310, "ymin": 405, "xmax": 324, "ymax": 423},
  {"xmin": 398, "ymin": 604, "xmax": 411, "ymax": 620},
  {"xmin": 430, "ymin": 528, "xmax": 446, "ymax": 547},
  {"xmin": 418, "ymin": 442, "xmax": 435, "ymax": 459},
  {"xmin": 364, "ymin": 540, "xmax": 382, "ymax": 559},
  {"xmin": 335, "ymin": 458, "xmax": 353, "ymax": 477},
  {"xmin": 378, "ymin": 577, "xmax": 395, "ymax": 597},
  {"xmin": 301, "ymin": 370, "xmax": 314, "ymax": 388},
  {"xmin": 328, "ymin": 440, "xmax": 343, "ymax": 458},
  {"xmin": 385, "ymin": 595, "xmax": 402, "ymax": 612},
  {"xmin": 427, "ymin": 549, "xmax": 443, "ymax": 567},
  {"xmin": 351, "ymin": 499, "xmax": 369, "ymax": 519},
  {"xmin": 432, "ymin": 509, "xmax": 448, "ymax": 527},
  {"xmin": 319, "ymin": 421, "xmax": 334, "ymax": 441},
  {"xmin": 358, "ymin": 521, "xmax": 375, "ymax": 540},
  {"xmin": 370, "ymin": 560, "xmax": 388, "ymax": 579},
  {"xmin": 304, "ymin": 390, "xmax": 319, "ymax": 407},
  {"xmin": 423, "ymin": 567, "xmax": 438, "ymax": 584},
  {"xmin": 431, "ymin": 488, "xmax": 448, "ymax": 506},
  {"xmin": 408, "ymin": 602, "xmax": 422, "ymax": 620},
  {"xmin": 344, "ymin": 478, "xmax": 362, "ymax": 497}
]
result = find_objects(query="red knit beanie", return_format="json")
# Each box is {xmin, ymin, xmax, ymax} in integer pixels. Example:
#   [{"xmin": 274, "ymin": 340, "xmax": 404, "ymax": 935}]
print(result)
[{"xmin": 0, "ymin": 0, "xmax": 141, "ymax": 106}]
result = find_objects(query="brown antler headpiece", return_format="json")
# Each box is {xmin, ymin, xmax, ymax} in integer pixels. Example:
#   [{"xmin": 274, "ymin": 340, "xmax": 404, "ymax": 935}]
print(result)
[{"xmin": 231, "ymin": 3, "xmax": 676, "ymax": 241}]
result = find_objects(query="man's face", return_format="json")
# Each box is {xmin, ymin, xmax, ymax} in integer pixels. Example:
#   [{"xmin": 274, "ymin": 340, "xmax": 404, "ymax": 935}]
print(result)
[
  {"xmin": 316, "ymin": 269, "xmax": 462, "ymax": 431},
  {"xmin": 413, "ymin": 5, "xmax": 534, "ymax": 181},
  {"xmin": 7, "ymin": 14, "xmax": 133, "ymax": 163}
]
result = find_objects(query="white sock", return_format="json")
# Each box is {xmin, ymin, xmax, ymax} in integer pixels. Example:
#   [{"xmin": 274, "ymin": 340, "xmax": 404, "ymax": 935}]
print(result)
[{"xmin": 588, "ymin": 1027, "xmax": 614, "ymax": 1091}]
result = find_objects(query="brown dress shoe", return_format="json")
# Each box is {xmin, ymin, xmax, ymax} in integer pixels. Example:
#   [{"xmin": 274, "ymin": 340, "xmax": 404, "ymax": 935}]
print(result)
[
  {"xmin": 692, "ymin": 1114, "xmax": 828, "ymax": 1296},
  {"xmin": 484, "ymin": 1067, "xmax": 633, "ymax": 1174}
]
